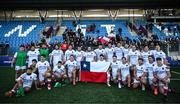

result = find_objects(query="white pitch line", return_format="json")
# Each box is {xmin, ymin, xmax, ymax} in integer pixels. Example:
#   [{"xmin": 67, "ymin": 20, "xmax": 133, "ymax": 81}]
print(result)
[
  {"xmin": 171, "ymin": 71, "xmax": 180, "ymax": 75},
  {"xmin": 171, "ymin": 78, "xmax": 180, "ymax": 81}
]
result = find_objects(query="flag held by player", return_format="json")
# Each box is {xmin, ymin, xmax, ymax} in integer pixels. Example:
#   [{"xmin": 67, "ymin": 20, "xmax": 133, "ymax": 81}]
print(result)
[{"xmin": 80, "ymin": 61, "xmax": 110, "ymax": 83}]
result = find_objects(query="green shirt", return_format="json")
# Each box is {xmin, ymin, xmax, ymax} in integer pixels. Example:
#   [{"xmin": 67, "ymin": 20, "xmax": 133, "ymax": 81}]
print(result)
[
  {"xmin": 14, "ymin": 51, "xmax": 27, "ymax": 66},
  {"xmin": 39, "ymin": 48, "xmax": 49, "ymax": 61}
]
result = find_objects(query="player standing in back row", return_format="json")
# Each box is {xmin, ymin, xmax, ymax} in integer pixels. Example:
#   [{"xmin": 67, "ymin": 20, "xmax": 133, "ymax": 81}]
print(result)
[{"xmin": 11, "ymin": 45, "xmax": 27, "ymax": 79}]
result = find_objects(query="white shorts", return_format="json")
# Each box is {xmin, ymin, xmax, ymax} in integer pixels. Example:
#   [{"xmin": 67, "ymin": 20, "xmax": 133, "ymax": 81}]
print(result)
[
  {"xmin": 112, "ymin": 70, "xmax": 118, "ymax": 80},
  {"xmin": 159, "ymin": 78, "xmax": 170, "ymax": 86},
  {"xmin": 148, "ymin": 77, "xmax": 154, "ymax": 85},
  {"xmin": 15, "ymin": 66, "xmax": 26, "ymax": 71},
  {"xmin": 38, "ymin": 72, "xmax": 45, "ymax": 81},
  {"xmin": 133, "ymin": 77, "xmax": 147, "ymax": 84},
  {"xmin": 28, "ymin": 62, "xmax": 32, "ymax": 67},
  {"xmin": 122, "ymin": 73, "xmax": 130, "ymax": 81},
  {"xmin": 67, "ymin": 69, "xmax": 75, "ymax": 78},
  {"xmin": 16, "ymin": 77, "xmax": 32, "ymax": 88},
  {"xmin": 23, "ymin": 83, "xmax": 32, "ymax": 88},
  {"xmin": 53, "ymin": 72, "xmax": 64, "ymax": 78}
]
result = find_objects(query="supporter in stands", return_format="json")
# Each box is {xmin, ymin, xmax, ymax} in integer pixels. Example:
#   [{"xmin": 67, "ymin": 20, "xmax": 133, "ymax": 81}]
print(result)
[{"xmin": 11, "ymin": 45, "xmax": 27, "ymax": 79}]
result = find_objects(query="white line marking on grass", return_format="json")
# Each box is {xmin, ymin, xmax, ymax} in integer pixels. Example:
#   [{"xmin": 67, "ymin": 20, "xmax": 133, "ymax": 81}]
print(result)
[
  {"xmin": 171, "ymin": 78, "xmax": 180, "ymax": 81},
  {"xmin": 171, "ymin": 71, "xmax": 180, "ymax": 75}
]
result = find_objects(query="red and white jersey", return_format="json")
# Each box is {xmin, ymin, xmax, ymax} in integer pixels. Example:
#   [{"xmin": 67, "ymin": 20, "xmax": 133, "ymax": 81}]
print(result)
[{"xmin": 36, "ymin": 61, "xmax": 50, "ymax": 73}]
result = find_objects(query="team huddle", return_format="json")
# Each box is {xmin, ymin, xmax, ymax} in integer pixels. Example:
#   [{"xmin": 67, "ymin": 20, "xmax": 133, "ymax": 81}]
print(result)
[{"xmin": 5, "ymin": 42, "xmax": 171, "ymax": 98}]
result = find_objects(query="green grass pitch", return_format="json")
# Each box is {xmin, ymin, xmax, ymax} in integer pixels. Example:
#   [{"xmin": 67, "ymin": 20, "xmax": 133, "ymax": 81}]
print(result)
[{"xmin": 0, "ymin": 67, "xmax": 180, "ymax": 103}]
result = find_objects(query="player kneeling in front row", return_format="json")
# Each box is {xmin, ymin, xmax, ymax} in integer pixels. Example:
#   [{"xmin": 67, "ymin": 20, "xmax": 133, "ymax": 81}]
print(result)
[
  {"xmin": 35, "ymin": 54, "xmax": 52, "ymax": 90},
  {"xmin": 120, "ymin": 57, "xmax": 131, "ymax": 88},
  {"xmin": 153, "ymin": 57, "xmax": 171, "ymax": 97},
  {"xmin": 133, "ymin": 58, "xmax": 147, "ymax": 91},
  {"xmin": 65, "ymin": 55, "xmax": 77, "ymax": 85},
  {"xmin": 5, "ymin": 67, "xmax": 41, "ymax": 97},
  {"xmin": 52, "ymin": 61, "xmax": 67, "ymax": 87}
]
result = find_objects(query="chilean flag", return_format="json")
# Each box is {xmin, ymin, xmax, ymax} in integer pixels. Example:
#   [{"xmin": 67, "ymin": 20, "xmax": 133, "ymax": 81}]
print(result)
[{"xmin": 80, "ymin": 61, "xmax": 110, "ymax": 83}]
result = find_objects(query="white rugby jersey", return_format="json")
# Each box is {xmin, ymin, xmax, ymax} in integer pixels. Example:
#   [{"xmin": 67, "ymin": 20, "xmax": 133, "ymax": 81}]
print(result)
[
  {"xmin": 136, "ymin": 64, "xmax": 147, "ymax": 77},
  {"xmin": 53, "ymin": 65, "xmax": 65, "ymax": 73},
  {"xmin": 115, "ymin": 47, "xmax": 124, "ymax": 60},
  {"xmin": 146, "ymin": 62, "xmax": 156, "ymax": 78},
  {"xmin": 36, "ymin": 61, "xmax": 50, "ymax": 73},
  {"xmin": 154, "ymin": 64, "xmax": 169, "ymax": 79},
  {"xmin": 141, "ymin": 51, "xmax": 152, "ymax": 64},
  {"xmin": 75, "ymin": 50, "xmax": 85, "ymax": 62},
  {"xmin": 128, "ymin": 50, "xmax": 140, "ymax": 65},
  {"xmin": 18, "ymin": 73, "xmax": 37, "ymax": 88},
  {"xmin": 94, "ymin": 48, "xmax": 106, "ymax": 60},
  {"xmin": 120, "ymin": 63, "xmax": 130, "ymax": 75},
  {"xmin": 105, "ymin": 47, "xmax": 115, "ymax": 62},
  {"xmin": 27, "ymin": 50, "xmax": 39, "ymax": 66},
  {"xmin": 153, "ymin": 50, "xmax": 166, "ymax": 62},
  {"xmin": 65, "ymin": 49, "xmax": 75, "ymax": 61},
  {"xmin": 123, "ymin": 48, "xmax": 129, "ymax": 59},
  {"xmin": 85, "ymin": 51, "xmax": 96, "ymax": 62},
  {"xmin": 111, "ymin": 61, "xmax": 121, "ymax": 73},
  {"xmin": 50, "ymin": 49, "xmax": 64, "ymax": 66},
  {"xmin": 65, "ymin": 60, "xmax": 77, "ymax": 71}
]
